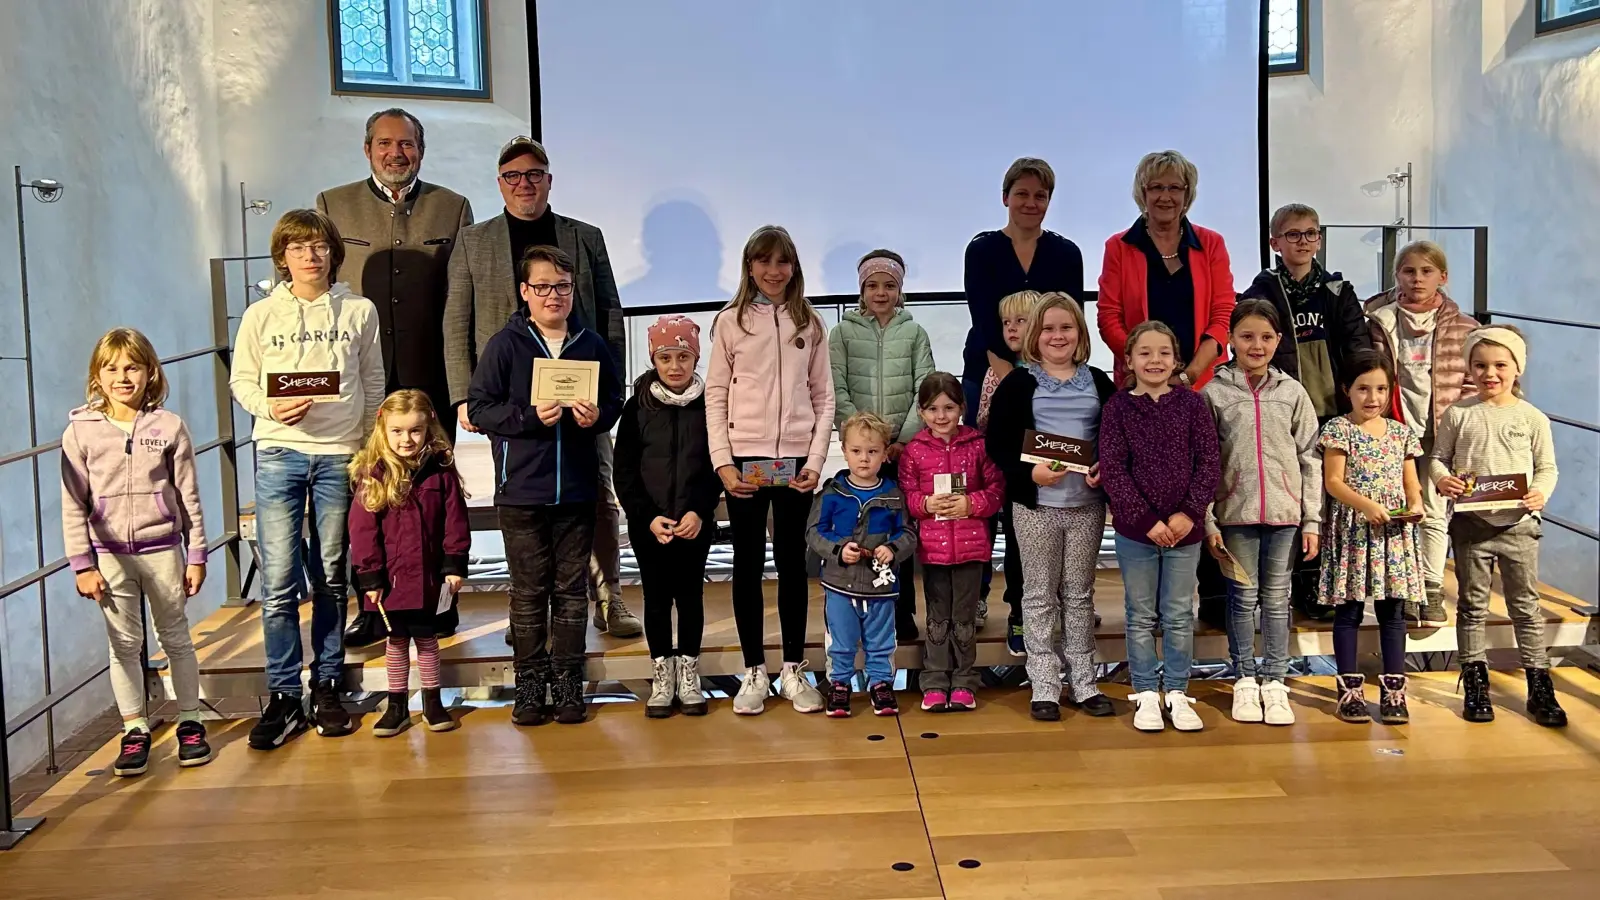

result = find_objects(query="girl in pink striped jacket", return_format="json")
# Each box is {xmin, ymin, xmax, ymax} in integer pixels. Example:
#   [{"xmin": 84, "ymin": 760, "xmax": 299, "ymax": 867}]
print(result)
[{"xmin": 899, "ymin": 372, "xmax": 1006, "ymax": 712}]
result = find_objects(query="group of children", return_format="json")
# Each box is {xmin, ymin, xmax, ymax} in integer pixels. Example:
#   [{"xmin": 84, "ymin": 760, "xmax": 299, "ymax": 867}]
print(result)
[{"xmin": 61, "ymin": 202, "xmax": 1567, "ymax": 777}]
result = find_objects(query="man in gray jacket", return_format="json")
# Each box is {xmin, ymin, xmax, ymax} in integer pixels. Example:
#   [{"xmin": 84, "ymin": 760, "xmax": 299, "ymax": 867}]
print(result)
[
  {"xmin": 318, "ymin": 108, "xmax": 474, "ymax": 644},
  {"xmin": 443, "ymin": 136, "xmax": 639, "ymax": 639}
]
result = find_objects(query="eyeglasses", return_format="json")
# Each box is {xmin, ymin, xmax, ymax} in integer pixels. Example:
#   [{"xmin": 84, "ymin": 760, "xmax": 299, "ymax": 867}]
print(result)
[
  {"xmin": 525, "ymin": 282, "xmax": 574, "ymax": 297},
  {"xmin": 284, "ymin": 242, "xmax": 333, "ymax": 259},
  {"xmin": 1279, "ymin": 228, "xmax": 1322, "ymax": 244},
  {"xmin": 500, "ymin": 169, "xmax": 549, "ymax": 186},
  {"xmin": 1145, "ymin": 183, "xmax": 1188, "ymax": 195}
]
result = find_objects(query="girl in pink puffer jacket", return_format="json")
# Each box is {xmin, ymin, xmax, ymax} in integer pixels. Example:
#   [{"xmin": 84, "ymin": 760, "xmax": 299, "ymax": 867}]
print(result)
[{"xmin": 898, "ymin": 373, "xmax": 1005, "ymax": 712}]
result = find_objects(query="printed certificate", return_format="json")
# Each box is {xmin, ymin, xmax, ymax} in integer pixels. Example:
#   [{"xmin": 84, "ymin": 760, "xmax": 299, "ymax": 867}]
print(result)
[{"xmin": 531, "ymin": 358, "xmax": 600, "ymax": 406}]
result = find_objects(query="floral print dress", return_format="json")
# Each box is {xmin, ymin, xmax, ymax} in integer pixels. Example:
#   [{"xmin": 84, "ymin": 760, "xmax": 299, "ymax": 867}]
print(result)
[{"xmin": 1317, "ymin": 416, "xmax": 1425, "ymax": 606}]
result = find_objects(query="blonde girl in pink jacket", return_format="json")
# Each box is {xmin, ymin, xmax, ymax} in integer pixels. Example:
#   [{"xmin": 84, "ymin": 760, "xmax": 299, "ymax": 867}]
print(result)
[{"xmin": 705, "ymin": 225, "xmax": 835, "ymax": 716}]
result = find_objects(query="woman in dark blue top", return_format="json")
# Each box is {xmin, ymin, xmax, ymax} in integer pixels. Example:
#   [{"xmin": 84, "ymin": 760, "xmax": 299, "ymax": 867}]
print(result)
[{"xmin": 962, "ymin": 157, "xmax": 1084, "ymax": 425}]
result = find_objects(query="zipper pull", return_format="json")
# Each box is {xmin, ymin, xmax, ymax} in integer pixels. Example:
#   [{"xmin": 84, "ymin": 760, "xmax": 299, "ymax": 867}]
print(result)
[{"xmin": 125, "ymin": 436, "xmax": 133, "ymax": 455}]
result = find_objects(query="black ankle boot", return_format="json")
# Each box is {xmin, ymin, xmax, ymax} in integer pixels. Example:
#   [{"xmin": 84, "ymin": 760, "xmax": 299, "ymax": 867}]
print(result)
[
  {"xmin": 372, "ymin": 692, "xmax": 412, "ymax": 737},
  {"xmin": 1378, "ymin": 675, "xmax": 1409, "ymax": 725},
  {"xmin": 1524, "ymin": 667, "xmax": 1567, "ymax": 728},
  {"xmin": 552, "ymin": 670, "xmax": 587, "ymax": 725},
  {"xmin": 512, "ymin": 669, "xmax": 549, "ymax": 727},
  {"xmin": 422, "ymin": 688, "xmax": 458, "ymax": 732},
  {"xmin": 1336, "ymin": 674, "xmax": 1370, "ymax": 723},
  {"xmin": 1459, "ymin": 661, "xmax": 1495, "ymax": 723}
]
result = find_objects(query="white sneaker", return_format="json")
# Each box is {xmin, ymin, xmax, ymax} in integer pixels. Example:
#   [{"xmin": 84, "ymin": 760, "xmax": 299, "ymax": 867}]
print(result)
[
  {"xmin": 778, "ymin": 662, "xmax": 825, "ymax": 713},
  {"xmin": 1166, "ymin": 691, "xmax": 1204, "ymax": 732},
  {"xmin": 1131, "ymin": 690, "xmax": 1165, "ymax": 732},
  {"xmin": 1231, "ymin": 676, "xmax": 1263, "ymax": 723},
  {"xmin": 1260, "ymin": 680, "xmax": 1295, "ymax": 726},
  {"xmin": 734, "ymin": 666, "xmax": 770, "ymax": 716},
  {"xmin": 646, "ymin": 656, "xmax": 677, "ymax": 718}
]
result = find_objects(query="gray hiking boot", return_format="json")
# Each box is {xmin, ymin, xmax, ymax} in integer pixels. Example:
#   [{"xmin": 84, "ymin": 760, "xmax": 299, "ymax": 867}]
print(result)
[
  {"xmin": 677, "ymin": 655, "xmax": 708, "ymax": 716},
  {"xmin": 646, "ymin": 656, "xmax": 676, "ymax": 719}
]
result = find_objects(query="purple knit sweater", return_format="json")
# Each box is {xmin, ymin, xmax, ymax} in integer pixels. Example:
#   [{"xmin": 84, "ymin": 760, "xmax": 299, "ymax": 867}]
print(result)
[{"xmin": 1098, "ymin": 388, "xmax": 1221, "ymax": 546}]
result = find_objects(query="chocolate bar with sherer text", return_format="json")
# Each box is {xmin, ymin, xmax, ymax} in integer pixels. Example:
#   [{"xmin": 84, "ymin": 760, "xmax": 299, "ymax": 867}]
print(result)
[
  {"xmin": 1020, "ymin": 429, "xmax": 1095, "ymax": 474},
  {"xmin": 266, "ymin": 371, "xmax": 341, "ymax": 402},
  {"xmin": 1454, "ymin": 472, "xmax": 1530, "ymax": 512}
]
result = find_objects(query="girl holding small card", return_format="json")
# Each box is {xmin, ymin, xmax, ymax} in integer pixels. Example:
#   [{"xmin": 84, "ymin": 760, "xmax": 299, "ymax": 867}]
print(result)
[
  {"xmin": 1429, "ymin": 326, "xmax": 1565, "ymax": 727},
  {"xmin": 705, "ymin": 225, "xmax": 835, "ymax": 716},
  {"xmin": 899, "ymin": 372, "xmax": 1006, "ymax": 712},
  {"xmin": 1200, "ymin": 300, "xmax": 1322, "ymax": 727},
  {"xmin": 985, "ymin": 293, "xmax": 1118, "ymax": 722},
  {"xmin": 1100, "ymin": 320, "xmax": 1221, "ymax": 734},
  {"xmin": 348, "ymin": 390, "xmax": 471, "ymax": 737}
]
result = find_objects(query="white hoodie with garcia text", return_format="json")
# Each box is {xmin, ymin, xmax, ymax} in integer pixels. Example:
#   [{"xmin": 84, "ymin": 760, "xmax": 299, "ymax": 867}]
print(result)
[{"xmin": 229, "ymin": 281, "xmax": 386, "ymax": 455}]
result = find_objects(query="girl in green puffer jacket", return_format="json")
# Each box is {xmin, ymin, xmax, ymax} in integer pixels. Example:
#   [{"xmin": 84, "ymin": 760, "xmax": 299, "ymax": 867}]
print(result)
[{"xmin": 828, "ymin": 249, "xmax": 936, "ymax": 637}]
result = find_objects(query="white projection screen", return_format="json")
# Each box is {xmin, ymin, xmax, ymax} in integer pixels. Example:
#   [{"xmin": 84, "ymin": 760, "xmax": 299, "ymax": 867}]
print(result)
[{"xmin": 536, "ymin": 0, "xmax": 1265, "ymax": 374}]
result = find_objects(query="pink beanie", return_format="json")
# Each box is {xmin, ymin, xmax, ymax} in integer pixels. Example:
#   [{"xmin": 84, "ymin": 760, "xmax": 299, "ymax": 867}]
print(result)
[{"xmin": 646, "ymin": 314, "xmax": 701, "ymax": 359}]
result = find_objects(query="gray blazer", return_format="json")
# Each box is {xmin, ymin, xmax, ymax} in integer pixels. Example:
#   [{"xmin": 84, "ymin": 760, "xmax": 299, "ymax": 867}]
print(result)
[{"xmin": 442, "ymin": 210, "xmax": 624, "ymax": 406}]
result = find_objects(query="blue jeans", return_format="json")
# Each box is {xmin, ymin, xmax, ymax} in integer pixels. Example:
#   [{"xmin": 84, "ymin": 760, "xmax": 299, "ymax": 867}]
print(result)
[
  {"xmin": 1221, "ymin": 525, "xmax": 1297, "ymax": 682},
  {"xmin": 824, "ymin": 590, "xmax": 896, "ymax": 688},
  {"xmin": 255, "ymin": 446, "xmax": 353, "ymax": 695},
  {"xmin": 1114, "ymin": 535, "xmax": 1200, "ymax": 695}
]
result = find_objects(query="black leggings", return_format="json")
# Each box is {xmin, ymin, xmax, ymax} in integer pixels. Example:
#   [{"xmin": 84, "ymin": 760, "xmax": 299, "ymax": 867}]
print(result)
[
  {"xmin": 1333, "ymin": 599, "xmax": 1406, "ymax": 675},
  {"xmin": 725, "ymin": 463, "xmax": 813, "ymax": 667},
  {"xmin": 629, "ymin": 523, "xmax": 711, "ymax": 659}
]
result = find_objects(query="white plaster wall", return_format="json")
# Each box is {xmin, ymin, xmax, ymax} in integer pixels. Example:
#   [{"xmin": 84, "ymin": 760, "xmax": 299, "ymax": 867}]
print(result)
[
  {"xmin": 1269, "ymin": 0, "xmax": 1600, "ymax": 602},
  {"xmin": 0, "ymin": 0, "xmax": 226, "ymax": 773}
]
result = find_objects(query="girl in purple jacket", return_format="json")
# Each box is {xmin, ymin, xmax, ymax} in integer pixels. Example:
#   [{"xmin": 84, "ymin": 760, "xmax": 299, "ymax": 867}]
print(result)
[
  {"xmin": 348, "ymin": 391, "xmax": 471, "ymax": 737},
  {"xmin": 63, "ymin": 328, "xmax": 209, "ymax": 776}
]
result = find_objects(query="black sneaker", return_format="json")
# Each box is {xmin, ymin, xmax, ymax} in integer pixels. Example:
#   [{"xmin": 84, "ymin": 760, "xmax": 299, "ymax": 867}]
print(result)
[
  {"xmin": 1459, "ymin": 661, "xmax": 1495, "ymax": 723},
  {"xmin": 552, "ymin": 670, "xmax": 586, "ymax": 725},
  {"xmin": 113, "ymin": 729, "xmax": 151, "ymax": 776},
  {"xmin": 869, "ymin": 682, "xmax": 899, "ymax": 717},
  {"xmin": 175, "ymin": 720, "xmax": 213, "ymax": 767},
  {"xmin": 825, "ymin": 680, "xmax": 852, "ymax": 718},
  {"xmin": 1378, "ymin": 674, "xmax": 1409, "ymax": 725},
  {"xmin": 1030, "ymin": 701, "xmax": 1061, "ymax": 721},
  {"xmin": 1006, "ymin": 622, "xmax": 1026, "ymax": 657},
  {"xmin": 1525, "ymin": 667, "xmax": 1568, "ymax": 728},
  {"xmin": 372, "ymin": 692, "xmax": 412, "ymax": 738},
  {"xmin": 1335, "ymin": 674, "xmax": 1371, "ymax": 723},
  {"xmin": 1078, "ymin": 694, "xmax": 1116, "ymax": 717},
  {"xmin": 422, "ymin": 688, "xmax": 458, "ymax": 732},
  {"xmin": 310, "ymin": 680, "xmax": 353, "ymax": 737},
  {"xmin": 512, "ymin": 670, "xmax": 548, "ymax": 727},
  {"xmin": 249, "ymin": 692, "xmax": 309, "ymax": 750}
]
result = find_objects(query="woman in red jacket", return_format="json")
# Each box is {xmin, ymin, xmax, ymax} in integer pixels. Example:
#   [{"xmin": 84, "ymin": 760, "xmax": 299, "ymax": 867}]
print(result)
[{"xmin": 1096, "ymin": 150, "xmax": 1236, "ymax": 391}]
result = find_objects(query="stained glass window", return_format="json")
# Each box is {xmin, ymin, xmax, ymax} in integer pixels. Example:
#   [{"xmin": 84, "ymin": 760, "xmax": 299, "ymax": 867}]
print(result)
[
  {"xmin": 331, "ymin": 0, "xmax": 487, "ymax": 98},
  {"xmin": 407, "ymin": 0, "xmax": 460, "ymax": 82},
  {"xmin": 339, "ymin": 0, "xmax": 392, "ymax": 77},
  {"xmin": 1266, "ymin": 0, "xmax": 1306, "ymax": 75}
]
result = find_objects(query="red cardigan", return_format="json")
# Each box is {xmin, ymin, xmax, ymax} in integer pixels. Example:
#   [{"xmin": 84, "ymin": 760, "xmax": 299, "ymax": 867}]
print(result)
[{"xmin": 1096, "ymin": 222, "xmax": 1236, "ymax": 389}]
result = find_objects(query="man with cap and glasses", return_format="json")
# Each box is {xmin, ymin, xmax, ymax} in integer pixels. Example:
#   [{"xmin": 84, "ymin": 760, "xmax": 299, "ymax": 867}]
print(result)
[
  {"xmin": 317, "ymin": 108, "xmax": 474, "ymax": 643},
  {"xmin": 443, "ymin": 136, "xmax": 641, "ymax": 639}
]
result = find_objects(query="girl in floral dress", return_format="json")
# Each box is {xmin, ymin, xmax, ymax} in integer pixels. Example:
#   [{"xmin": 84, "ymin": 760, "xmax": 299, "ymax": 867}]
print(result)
[{"xmin": 1319, "ymin": 350, "xmax": 1424, "ymax": 725}]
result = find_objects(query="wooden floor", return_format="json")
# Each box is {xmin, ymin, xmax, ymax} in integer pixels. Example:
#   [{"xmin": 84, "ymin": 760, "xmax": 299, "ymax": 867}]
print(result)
[
  {"xmin": 177, "ymin": 570, "xmax": 1598, "ymax": 695},
  {"xmin": 6, "ymin": 669, "xmax": 1600, "ymax": 899}
]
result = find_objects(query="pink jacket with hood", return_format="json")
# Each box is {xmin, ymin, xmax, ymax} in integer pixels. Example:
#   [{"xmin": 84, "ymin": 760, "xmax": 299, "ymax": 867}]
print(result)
[
  {"xmin": 60, "ymin": 406, "xmax": 207, "ymax": 572},
  {"xmin": 705, "ymin": 301, "xmax": 836, "ymax": 474},
  {"xmin": 898, "ymin": 425, "xmax": 1006, "ymax": 566}
]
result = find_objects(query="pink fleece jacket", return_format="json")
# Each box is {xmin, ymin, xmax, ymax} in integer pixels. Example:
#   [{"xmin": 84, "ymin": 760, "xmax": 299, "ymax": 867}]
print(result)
[
  {"xmin": 705, "ymin": 301, "xmax": 836, "ymax": 473},
  {"xmin": 898, "ymin": 425, "xmax": 1006, "ymax": 566},
  {"xmin": 60, "ymin": 406, "xmax": 207, "ymax": 572}
]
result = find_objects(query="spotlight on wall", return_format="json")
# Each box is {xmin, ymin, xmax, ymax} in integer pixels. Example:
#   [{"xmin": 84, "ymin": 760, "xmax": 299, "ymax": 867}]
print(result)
[
  {"xmin": 252, "ymin": 278, "xmax": 273, "ymax": 298},
  {"xmin": 245, "ymin": 199, "xmax": 272, "ymax": 216},
  {"xmin": 27, "ymin": 179, "xmax": 63, "ymax": 202}
]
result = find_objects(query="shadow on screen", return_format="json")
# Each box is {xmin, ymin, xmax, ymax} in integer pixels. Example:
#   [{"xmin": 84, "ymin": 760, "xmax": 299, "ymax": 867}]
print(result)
[
  {"xmin": 820, "ymin": 240, "xmax": 881, "ymax": 298},
  {"xmin": 621, "ymin": 199, "xmax": 728, "ymax": 307}
]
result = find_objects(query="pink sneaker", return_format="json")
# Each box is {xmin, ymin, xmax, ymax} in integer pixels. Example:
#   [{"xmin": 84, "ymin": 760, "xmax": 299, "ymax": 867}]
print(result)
[
  {"xmin": 949, "ymin": 689, "xmax": 977, "ymax": 711},
  {"xmin": 921, "ymin": 690, "xmax": 948, "ymax": 711}
]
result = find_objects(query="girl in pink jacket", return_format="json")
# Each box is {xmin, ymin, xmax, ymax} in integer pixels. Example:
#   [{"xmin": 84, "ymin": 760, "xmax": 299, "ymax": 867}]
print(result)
[
  {"xmin": 61, "ymin": 328, "xmax": 210, "ymax": 776},
  {"xmin": 899, "ymin": 372, "xmax": 1006, "ymax": 712},
  {"xmin": 705, "ymin": 225, "xmax": 835, "ymax": 716}
]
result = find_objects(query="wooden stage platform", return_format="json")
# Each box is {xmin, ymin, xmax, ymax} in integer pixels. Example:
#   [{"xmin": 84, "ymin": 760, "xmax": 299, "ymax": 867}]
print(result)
[
  {"xmin": 7, "ymin": 670, "xmax": 1600, "ymax": 899},
  {"xmin": 172, "ymin": 570, "xmax": 1599, "ymax": 698}
]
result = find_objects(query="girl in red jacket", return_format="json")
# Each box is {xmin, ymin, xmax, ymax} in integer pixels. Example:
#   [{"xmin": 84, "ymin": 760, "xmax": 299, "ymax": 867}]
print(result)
[
  {"xmin": 705, "ymin": 225, "xmax": 834, "ymax": 716},
  {"xmin": 348, "ymin": 391, "xmax": 471, "ymax": 737},
  {"xmin": 899, "ymin": 373, "xmax": 1006, "ymax": 712}
]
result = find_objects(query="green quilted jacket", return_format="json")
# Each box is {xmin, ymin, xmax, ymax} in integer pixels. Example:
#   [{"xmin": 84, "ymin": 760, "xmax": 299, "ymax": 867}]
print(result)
[{"xmin": 828, "ymin": 308, "xmax": 937, "ymax": 443}]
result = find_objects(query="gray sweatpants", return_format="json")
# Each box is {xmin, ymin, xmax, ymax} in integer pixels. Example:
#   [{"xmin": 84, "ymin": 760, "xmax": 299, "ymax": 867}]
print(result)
[
  {"xmin": 1012, "ymin": 502, "xmax": 1106, "ymax": 704},
  {"xmin": 920, "ymin": 561, "xmax": 985, "ymax": 693},
  {"xmin": 1452, "ymin": 515, "xmax": 1547, "ymax": 669},
  {"xmin": 98, "ymin": 548, "xmax": 200, "ymax": 719}
]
